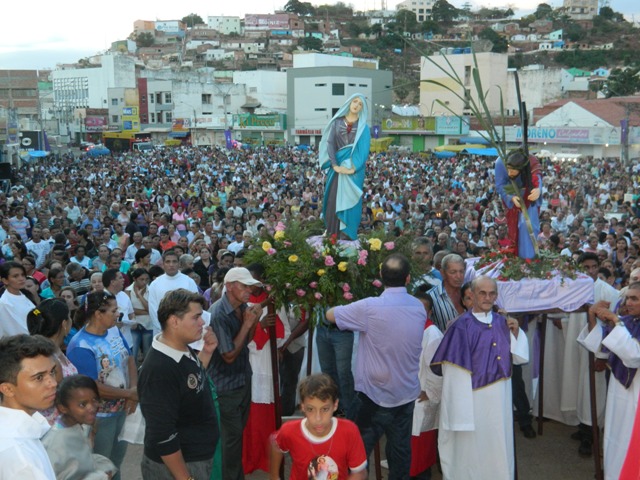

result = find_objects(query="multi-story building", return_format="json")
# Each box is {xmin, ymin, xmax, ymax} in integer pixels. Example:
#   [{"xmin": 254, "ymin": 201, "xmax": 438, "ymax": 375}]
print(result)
[
  {"xmin": 563, "ymin": 0, "xmax": 598, "ymax": 20},
  {"xmin": 396, "ymin": 0, "xmax": 435, "ymax": 22},
  {"xmin": 244, "ymin": 13, "xmax": 304, "ymax": 38},
  {"xmin": 287, "ymin": 53, "xmax": 392, "ymax": 145},
  {"xmin": 207, "ymin": 16, "xmax": 242, "ymax": 35},
  {"xmin": 51, "ymin": 54, "xmax": 136, "ymax": 142}
]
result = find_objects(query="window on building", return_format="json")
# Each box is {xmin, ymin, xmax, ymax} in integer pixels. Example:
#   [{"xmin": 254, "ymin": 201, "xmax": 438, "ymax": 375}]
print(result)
[
  {"xmin": 315, "ymin": 108, "xmax": 327, "ymax": 111},
  {"xmin": 164, "ymin": 93, "xmax": 172, "ymax": 104},
  {"xmin": 359, "ymin": 84, "xmax": 367, "ymax": 87},
  {"xmin": 202, "ymin": 93, "xmax": 212, "ymax": 104},
  {"xmin": 150, "ymin": 113, "xmax": 156, "ymax": 123},
  {"xmin": 348, "ymin": 83, "xmax": 356, "ymax": 86},
  {"xmin": 165, "ymin": 112, "xmax": 172, "ymax": 123},
  {"xmin": 315, "ymin": 83, "xmax": 327, "ymax": 87},
  {"xmin": 111, "ymin": 115, "xmax": 119, "ymax": 123},
  {"xmin": 155, "ymin": 93, "xmax": 162, "ymax": 104},
  {"xmin": 141, "ymin": 114, "xmax": 148, "ymax": 123},
  {"xmin": 111, "ymin": 98, "xmax": 118, "ymax": 106},
  {"xmin": 149, "ymin": 94, "xmax": 155, "ymax": 104},
  {"xmin": 332, "ymin": 83, "xmax": 345, "ymax": 95},
  {"xmin": 332, "ymin": 108, "xmax": 339, "ymax": 116}
]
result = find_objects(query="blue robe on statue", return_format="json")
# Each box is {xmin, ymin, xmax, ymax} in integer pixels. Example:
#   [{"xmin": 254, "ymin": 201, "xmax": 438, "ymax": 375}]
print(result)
[
  {"xmin": 495, "ymin": 157, "xmax": 542, "ymax": 259},
  {"xmin": 318, "ymin": 93, "xmax": 371, "ymax": 240}
]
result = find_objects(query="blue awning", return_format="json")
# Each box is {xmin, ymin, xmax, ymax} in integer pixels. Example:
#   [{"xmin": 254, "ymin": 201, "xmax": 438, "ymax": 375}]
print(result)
[
  {"xmin": 169, "ymin": 131, "xmax": 188, "ymax": 138},
  {"xmin": 434, "ymin": 151, "xmax": 456, "ymax": 158},
  {"xmin": 463, "ymin": 148, "xmax": 498, "ymax": 156},
  {"xmin": 458, "ymin": 136, "xmax": 491, "ymax": 145}
]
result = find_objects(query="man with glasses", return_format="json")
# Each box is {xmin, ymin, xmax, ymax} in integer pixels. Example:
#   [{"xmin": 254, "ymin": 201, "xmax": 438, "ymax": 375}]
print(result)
[{"xmin": 432, "ymin": 275, "xmax": 528, "ymax": 479}]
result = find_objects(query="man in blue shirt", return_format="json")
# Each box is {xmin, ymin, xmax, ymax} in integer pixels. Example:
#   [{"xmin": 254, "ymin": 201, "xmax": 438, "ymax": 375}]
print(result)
[{"xmin": 326, "ymin": 253, "xmax": 425, "ymax": 480}]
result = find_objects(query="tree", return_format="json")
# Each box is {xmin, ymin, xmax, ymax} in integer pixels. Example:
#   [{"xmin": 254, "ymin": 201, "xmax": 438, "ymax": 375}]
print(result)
[
  {"xmin": 599, "ymin": 6, "xmax": 614, "ymax": 20},
  {"xmin": 432, "ymin": 0, "xmax": 459, "ymax": 24},
  {"xmin": 534, "ymin": 3, "xmax": 553, "ymax": 19},
  {"xmin": 135, "ymin": 32, "xmax": 155, "ymax": 48},
  {"xmin": 421, "ymin": 20, "xmax": 442, "ymax": 35},
  {"xmin": 603, "ymin": 67, "xmax": 640, "ymax": 97},
  {"xmin": 299, "ymin": 36, "xmax": 323, "ymax": 51},
  {"xmin": 564, "ymin": 22, "xmax": 585, "ymax": 42},
  {"xmin": 284, "ymin": 0, "xmax": 315, "ymax": 16},
  {"xmin": 478, "ymin": 28, "xmax": 508, "ymax": 53},
  {"xmin": 371, "ymin": 23, "xmax": 384, "ymax": 38},
  {"xmin": 315, "ymin": 2, "xmax": 353, "ymax": 18},
  {"xmin": 181, "ymin": 13, "xmax": 204, "ymax": 28},
  {"xmin": 395, "ymin": 9, "xmax": 419, "ymax": 34}
]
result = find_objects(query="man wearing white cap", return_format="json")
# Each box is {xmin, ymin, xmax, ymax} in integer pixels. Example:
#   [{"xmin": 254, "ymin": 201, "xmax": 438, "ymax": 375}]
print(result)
[{"xmin": 207, "ymin": 267, "xmax": 263, "ymax": 480}]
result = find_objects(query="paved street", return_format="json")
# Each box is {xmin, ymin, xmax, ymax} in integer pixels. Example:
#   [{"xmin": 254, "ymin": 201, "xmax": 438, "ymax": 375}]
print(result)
[{"xmin": 121, "ymin": 419, "xmax": 596, "ymax": 479}]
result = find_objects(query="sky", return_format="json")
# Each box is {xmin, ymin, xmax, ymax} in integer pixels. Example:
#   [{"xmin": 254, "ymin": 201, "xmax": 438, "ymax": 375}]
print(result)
[{"xmin": 1, "ymin": 0, "xmax": 638, "ymax": 70}]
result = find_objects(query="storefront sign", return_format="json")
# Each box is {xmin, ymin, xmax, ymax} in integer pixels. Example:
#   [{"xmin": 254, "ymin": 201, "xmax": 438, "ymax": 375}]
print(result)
[{"xmin": 235, "ymin": 114, "xmax": 285, "ymax": 130}]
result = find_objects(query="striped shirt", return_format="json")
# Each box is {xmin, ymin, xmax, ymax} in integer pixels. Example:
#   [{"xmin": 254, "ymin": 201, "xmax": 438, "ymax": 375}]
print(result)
[{"xmin": 428, "ymin": 283, "xmax": 461, "ymax": 333}]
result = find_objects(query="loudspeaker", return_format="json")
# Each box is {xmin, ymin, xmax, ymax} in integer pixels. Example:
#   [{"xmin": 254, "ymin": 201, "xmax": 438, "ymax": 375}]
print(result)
[{"xmin": 0, "ymin": 163, "xmax": 12, "ymax": 180}]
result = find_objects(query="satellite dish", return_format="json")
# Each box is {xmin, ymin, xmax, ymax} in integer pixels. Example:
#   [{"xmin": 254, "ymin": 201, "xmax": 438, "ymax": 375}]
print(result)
[{"xmin": 472, "ymin": 39, "xmax": 493, "ymax": 53}]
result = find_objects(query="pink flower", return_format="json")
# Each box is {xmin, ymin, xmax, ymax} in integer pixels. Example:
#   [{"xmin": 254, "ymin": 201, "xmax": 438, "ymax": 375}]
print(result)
[
  {"xmin": 358, "ymin": 250, "xmax": 368, "ymax": 258},
  {"xmin": 265, "ymin": 285, "xmax": 273, "ymax": 292},
  {"xmin": 384, "ymin": 241, "xmax": 395, "ymax": 250},
  {"xmin": 267, "ymin": 248, "xmax": 276, "ymax": 255},
  {"xmin": 309, "ymin": 281, "xmax": 318, "ymax": 288},
  {"xmin": 275, "ymin": 222, "xmax": 286, "ymax": 231},
  {"xmin": 372, "ymin": 279, "xmax": 382, "ymax": 288},
  {"xmin": 314, "ymin": 292, "xmax": 323, "ymax": 300},
  {"xmin": 357, "ymin": 257, "xmax": 367, "ymax": 266},
  {"xmin": 325, "ymin": 256, "xmax": 335, "ymax": 266},
  {"xmin": 342, "ymin": 283, "xmax": 351, "ymax": 292},
  {"xmin": 296, "ymin": 289, "xmax": 306, "ymax": 297},
  {"xmin": 343, "ymin": 292, "xmax": 354, "ymax": 300},
  {"xmin": 283, "ymin": 241, "xmax": 292, "ymax": 247}
]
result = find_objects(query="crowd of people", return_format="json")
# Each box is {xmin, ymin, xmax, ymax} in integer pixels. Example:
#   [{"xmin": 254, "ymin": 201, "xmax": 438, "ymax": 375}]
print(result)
[{"xmin": 0, "ymin": 141, "xmax": 640, "ymax": 479}]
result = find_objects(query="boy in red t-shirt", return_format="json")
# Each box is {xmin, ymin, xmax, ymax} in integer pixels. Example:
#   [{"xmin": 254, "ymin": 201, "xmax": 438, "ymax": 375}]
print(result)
[{"xmin": 270, "ymin": 374, "xmax": 367, "ymax": 480}]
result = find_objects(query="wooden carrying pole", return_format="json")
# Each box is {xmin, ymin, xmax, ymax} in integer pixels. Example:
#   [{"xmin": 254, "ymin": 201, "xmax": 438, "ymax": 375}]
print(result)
[{"xmin": 267, "ymin": 300, "xmax": 285, "ymax": 479}]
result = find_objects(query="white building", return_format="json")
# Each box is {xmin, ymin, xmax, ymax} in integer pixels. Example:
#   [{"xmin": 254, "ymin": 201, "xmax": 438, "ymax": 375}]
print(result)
[
  {"xmin": 420, "ymin": 52, "xmax": 564, "ymax": 118},
  {"xmin": 207, "ymin": 16, "xmax": 242, "ymax": 35},
  {"xmin": 563, "ymin": 0, "xmax": 598, "ymax": 20},
  {"xmin": 396, "ymin": 0, "xmax": 435, "ymax": 22},
  {"xmin": 287, "ymin": 53, "xmax": 392, "ymax": 145},
  {"xmin": 420, "ymin": 52, "xmax": 508, "ymax": 117},
  {"xmin": 52, "ymin": 54, "xmax": 136, "ymax": 110},
  {"xmin": 293, "ymin": 52, "xmax": 379, "ymax": 69},
  {"xmin": 233, "ymin": 71, "xmax": 287, "ymax": 113},
  {"xmin": 155, "ymin": 20, "xmax": 185, "ymax": 35}
]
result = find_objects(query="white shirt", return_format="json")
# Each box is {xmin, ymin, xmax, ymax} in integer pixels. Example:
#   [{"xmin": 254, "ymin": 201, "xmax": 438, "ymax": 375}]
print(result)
[
  {"xmin": 0, "ymin": 290, "xmax": 35, "ymax": 338},
  {"xmin": 148, "ymin": 273, "xmax": 199, "ymax": 334},
  {"xmin": 0, "ymin": 407, "xmax": 55, "ymax": 479}
]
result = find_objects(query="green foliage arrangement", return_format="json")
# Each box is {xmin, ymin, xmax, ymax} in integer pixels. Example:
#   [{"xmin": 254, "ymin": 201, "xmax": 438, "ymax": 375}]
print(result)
[
  {"xmin": 475, "ymin": 246, "xmax": 580, "ymax": 282},
  {"xmin": 243, "ymin": 221, "xmax": 416, "ymax": 315}
]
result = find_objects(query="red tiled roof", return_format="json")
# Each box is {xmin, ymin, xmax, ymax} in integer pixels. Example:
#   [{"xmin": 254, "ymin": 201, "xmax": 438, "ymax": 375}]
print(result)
[{"xmin": 533, "ymin": 96, "xmax": 640, "ymax": 126}]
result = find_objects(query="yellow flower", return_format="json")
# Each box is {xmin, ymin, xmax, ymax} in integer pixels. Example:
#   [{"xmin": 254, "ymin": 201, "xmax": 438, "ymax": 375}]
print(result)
[
  {"xmin": 317, "ymin": 269, "xmax": 326, "ymax": 276},
  {"xmin": 262, "ymin": 241, "xmax": 272, "ymax": 252},
  {"xmin": 338, "ymin": 262, "xmax": 348, "ymax": 272},
  {"xmin": 288, "ymin": 255, "xmax": 299, "ymax": 263},
  {"xmin": 274, "ymin": 230, "xmax": 285, "ymax": 241},
  {"xmin": 369, "ymin": 238, "xmax": 382, "ymax": 251}
]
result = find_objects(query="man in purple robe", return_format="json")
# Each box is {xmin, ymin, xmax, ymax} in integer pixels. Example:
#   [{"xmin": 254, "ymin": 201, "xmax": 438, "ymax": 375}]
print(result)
[{"xmin": 431, "ymin": 275, "xmax": 529, "ymax": 480}]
